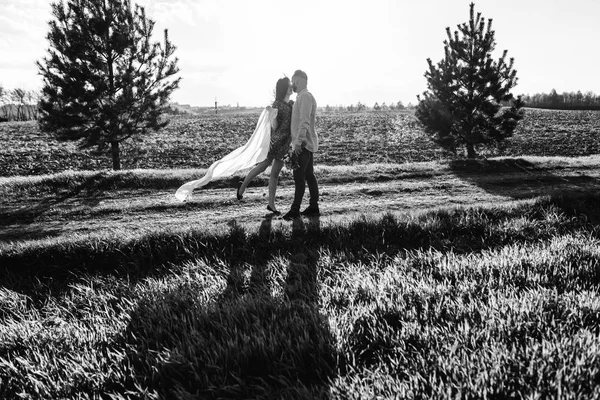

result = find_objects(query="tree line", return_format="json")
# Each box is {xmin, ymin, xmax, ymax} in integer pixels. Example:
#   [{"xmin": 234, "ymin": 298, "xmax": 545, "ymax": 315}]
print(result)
[
  {"xmin": 0, "ymin": 85, "xmax": 40, "ymax": 121},
  {"xmin": 520, "ymin": 89, "xmax": 600, "ymax": 110},
  {"xmin": 322, "ymin": 101, "xmax": 410, "ymax": 113}
]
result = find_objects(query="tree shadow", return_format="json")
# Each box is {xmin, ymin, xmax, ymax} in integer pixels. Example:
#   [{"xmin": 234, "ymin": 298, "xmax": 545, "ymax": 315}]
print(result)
[
  {"xmin": 121, "ymin": 215, "xmax": 336, "ymax": 399},
  {"xmin": 0, "ymin": 174, "xmax": 112, "ymax": 241},
  {"xmin": 448, "ymin": 158, "xmax": 600, "ymax": 199},
  {"xmin": 0, "ymin": 223, "xmax": 64, "ymax": 242}
]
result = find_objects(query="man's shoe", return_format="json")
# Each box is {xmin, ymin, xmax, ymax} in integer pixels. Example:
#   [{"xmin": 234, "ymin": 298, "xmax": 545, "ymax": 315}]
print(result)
[
  {"xmin": 282, "ymin": 210, "xmax": 300, "ymax": 221},
  {"xmin": 301, "ymin": 206, "xmax": 320, "ymax": 216}
]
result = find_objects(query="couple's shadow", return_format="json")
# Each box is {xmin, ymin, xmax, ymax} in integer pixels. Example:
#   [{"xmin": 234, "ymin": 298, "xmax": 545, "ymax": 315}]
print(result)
[
  {"xmin": 123, "ymin": 214, "xmax": 334, "ymax": 399},
  {"xmin": 250, "ymin": 213, "xmax": 322, "ymax": 301}
]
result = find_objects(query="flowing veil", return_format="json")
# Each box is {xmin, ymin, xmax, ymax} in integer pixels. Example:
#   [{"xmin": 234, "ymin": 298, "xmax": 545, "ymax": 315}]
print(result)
[{"xmin": 174, "ymin": 107, "xmax": 278, "ymax": 201}]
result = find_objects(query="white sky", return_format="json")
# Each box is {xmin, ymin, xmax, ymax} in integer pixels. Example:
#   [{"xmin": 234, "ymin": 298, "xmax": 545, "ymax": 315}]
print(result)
[{"xmin": 1, "ymin": 0, "xmax": 599, "ymax": 107}]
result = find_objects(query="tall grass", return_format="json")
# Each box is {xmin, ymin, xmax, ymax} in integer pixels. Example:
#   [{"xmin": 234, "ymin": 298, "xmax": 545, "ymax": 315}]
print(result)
[{"xmin": 1, "ymin": 193, "xmax": 600, "ymax": 398}]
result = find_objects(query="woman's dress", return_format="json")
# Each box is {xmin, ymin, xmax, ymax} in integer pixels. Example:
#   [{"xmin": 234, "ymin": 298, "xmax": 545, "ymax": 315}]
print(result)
[
  {"xmin": 174, "ymin": 106, "xmax": 277, "ymax": 201},
  {"xmin": 266, "ymin": 99, "xmax": 293, "ymax": 162}
]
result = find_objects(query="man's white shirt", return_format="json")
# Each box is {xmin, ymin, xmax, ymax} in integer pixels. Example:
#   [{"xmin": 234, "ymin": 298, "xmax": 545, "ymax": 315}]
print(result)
[{"xmin": 291, "ymin": 89, "xmax": 318, "ymax": 152}]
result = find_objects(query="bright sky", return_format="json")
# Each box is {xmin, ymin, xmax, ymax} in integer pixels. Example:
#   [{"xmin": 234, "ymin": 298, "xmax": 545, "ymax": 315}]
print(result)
[{"xmin": 1, "ymin": 0, "xmax": 599, "ymax": 108}]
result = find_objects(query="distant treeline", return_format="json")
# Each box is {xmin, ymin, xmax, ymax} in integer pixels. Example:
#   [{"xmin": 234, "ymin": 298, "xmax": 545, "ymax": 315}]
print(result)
[
  {"xmin": 0, "ymin": 86, "xmax": 40, "ymax": 122},
  {"xmin": 0, "ymin": 104, "xmax": 40, "ymax": 122},
  {"xmin": 521, "ymin": 89, "xmax": 600, "ymax": 110}
]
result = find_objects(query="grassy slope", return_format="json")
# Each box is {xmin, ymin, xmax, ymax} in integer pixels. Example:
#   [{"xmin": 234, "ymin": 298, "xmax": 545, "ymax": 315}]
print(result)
[
  {"xmin": 1, "ymin": 155, "xmax": 599, "ymax": 243},
  {"xmin": 1, "ymin": 156, "xmax": 600, "ymax": 398}
]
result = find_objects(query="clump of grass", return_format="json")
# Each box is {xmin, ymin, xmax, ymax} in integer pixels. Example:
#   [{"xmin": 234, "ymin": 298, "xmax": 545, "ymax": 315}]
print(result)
[
  {"xmin": 2, "ymin": 155, "xmax": 599, "ymax": 196},
  {"xmin": 0, "ymin": 169, "xmax": 199, "ymax": 196}
]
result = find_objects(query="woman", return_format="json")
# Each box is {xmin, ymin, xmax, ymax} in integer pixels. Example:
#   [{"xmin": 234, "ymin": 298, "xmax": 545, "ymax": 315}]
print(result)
[
  {"xmin": 236, "ymin": 77, "xmax": 293, "ymax": 215},
  {"xmin": 174, "ymin": 80, "xmax": 284, "ymax": 202}
]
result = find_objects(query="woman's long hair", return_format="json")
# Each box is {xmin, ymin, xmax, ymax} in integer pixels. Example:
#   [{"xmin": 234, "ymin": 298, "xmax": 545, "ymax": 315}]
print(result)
[{"xmin": 274, "ymin": 77, "xmax": 290, "ymax": 102}]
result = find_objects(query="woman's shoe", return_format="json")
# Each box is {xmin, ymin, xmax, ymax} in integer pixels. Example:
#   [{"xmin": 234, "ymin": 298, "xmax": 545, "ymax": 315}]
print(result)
[
  {"xmin": 236, "ymin": 181, "xmax": 243, "ymax": 200},
  {"xmin": 267, "ymin": 205, "xmax": 281, "ymax": 216}
]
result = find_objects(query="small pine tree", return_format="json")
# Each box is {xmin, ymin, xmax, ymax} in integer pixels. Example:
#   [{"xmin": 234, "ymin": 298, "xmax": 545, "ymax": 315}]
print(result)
[
  {"xmin": 416, "ymin": 2, "xmax": 524, "ymax": 158},
  {"xmin": 37, "ymin": 0, "xmax": 180, "ymax": 170}
]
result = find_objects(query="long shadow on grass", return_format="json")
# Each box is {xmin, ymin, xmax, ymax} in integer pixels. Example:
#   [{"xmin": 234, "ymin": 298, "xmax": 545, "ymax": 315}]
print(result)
[
  {"xmin": 449, "ymin": 158, "xmax": 600, "ymax": 199},
  {"xmin": 0, "ymin": 173, "xmax": 117, "ymax": 241},
  {"xmin": 0, "ymin": 194, "xmax": 90, "ymax": 242},
  {"xmin": 120, "ymin": 215, "xmax": 336, "ymax": 399},
  {"xmin": 0, "ymin": 174, "xmax": 253, "ymax": 242},
  {"xmin": 2, "ymin": 192, "xmax": 600, "ymax": 306}
]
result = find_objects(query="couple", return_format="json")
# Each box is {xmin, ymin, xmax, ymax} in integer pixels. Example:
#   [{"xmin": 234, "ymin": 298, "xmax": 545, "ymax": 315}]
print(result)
[
  {"xmin": 175, "ymin": 70, "xmax": 319, "ymax": 221},
  {"xmin": 238, "ymin": 70, "xmax": 319, "ymax": 220}
]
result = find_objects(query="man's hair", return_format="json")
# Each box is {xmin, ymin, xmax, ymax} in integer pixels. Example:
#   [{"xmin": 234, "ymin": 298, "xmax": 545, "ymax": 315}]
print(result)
[
  {"xmin": 292, "ymin": 70, "xmax": 308, "ymax": 80},
  {"xmin": 275, "ymin": 77, "xmax": 290, "ymax": 101}
]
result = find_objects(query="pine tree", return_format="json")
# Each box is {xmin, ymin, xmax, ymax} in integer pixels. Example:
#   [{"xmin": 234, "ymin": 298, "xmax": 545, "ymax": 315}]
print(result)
[
  {"xmin": 37, "ymin": 0, "xmax": 180, "ymax": 170},
  {"xmin": 416, "ymin": 2, "xmax": 524, "ymax": 158}
]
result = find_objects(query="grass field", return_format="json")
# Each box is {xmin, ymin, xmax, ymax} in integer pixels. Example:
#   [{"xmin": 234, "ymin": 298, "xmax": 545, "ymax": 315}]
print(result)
[{"xmin": 1, "ymin": 109, "xmax": 600, "ymax": 399}]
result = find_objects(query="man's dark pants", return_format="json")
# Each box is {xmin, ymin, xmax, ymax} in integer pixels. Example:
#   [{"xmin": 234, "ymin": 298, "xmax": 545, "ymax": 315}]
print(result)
[{"xmin": 291, "ymin": 148, "xmax": 319, "ymax": 212}]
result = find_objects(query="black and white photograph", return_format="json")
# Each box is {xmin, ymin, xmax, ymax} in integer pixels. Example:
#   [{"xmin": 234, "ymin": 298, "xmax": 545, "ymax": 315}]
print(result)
[{"xmin": 1, "ymin": 0, "xmax": 599, "ymax": 398}]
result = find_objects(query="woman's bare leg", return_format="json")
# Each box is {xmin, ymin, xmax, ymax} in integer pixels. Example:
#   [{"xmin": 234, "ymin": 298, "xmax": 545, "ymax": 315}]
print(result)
[
  {"xmin": 239, "ymin": 159, "xmax": 270, "ymax": 196},
  {"xmin": 268, "ymin": 159, "xmax": 284, "ymax": 210}
]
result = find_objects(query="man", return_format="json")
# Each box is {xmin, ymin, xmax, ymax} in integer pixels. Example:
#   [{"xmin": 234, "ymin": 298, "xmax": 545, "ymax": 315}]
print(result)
[{"xmin": 283, "ymin": 70, "xmax": 319, "ymax": 221}]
